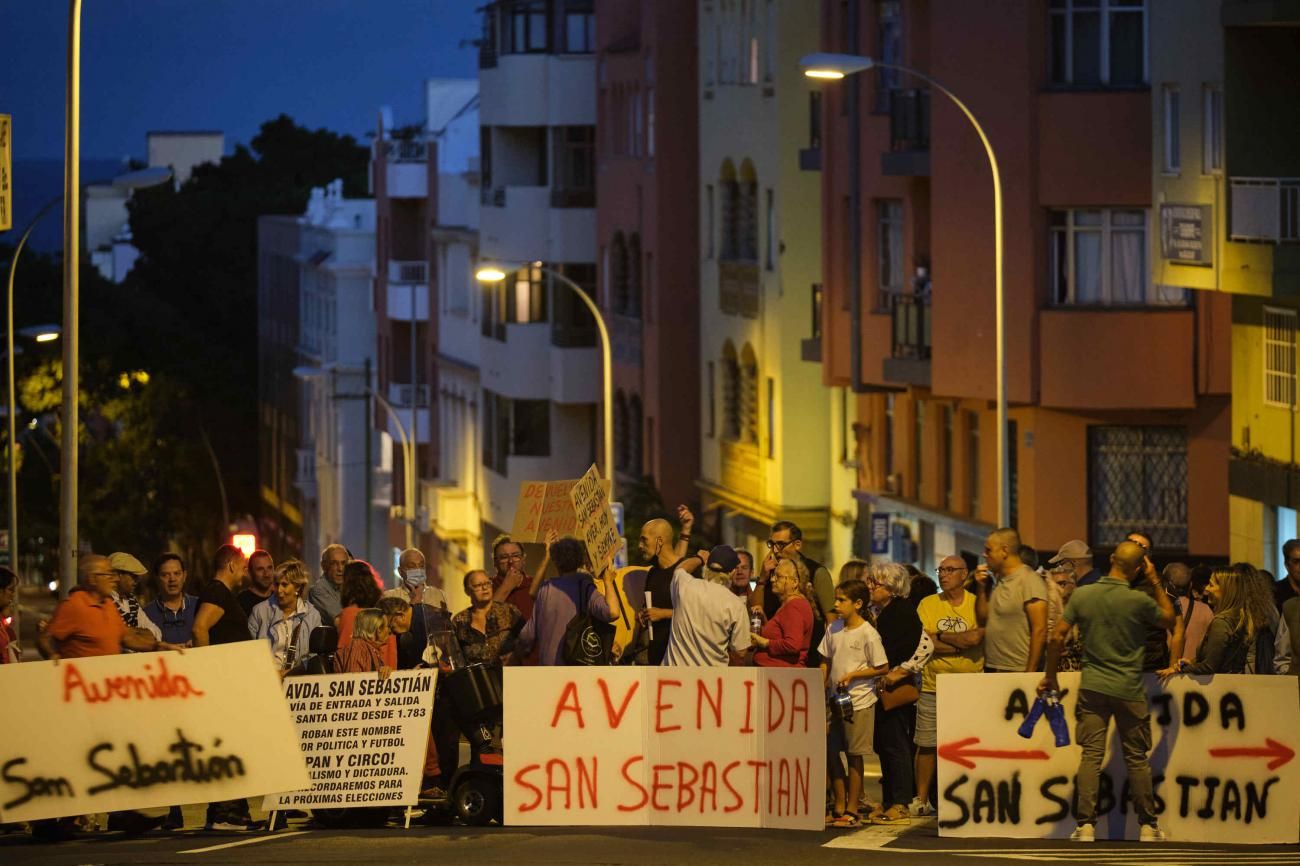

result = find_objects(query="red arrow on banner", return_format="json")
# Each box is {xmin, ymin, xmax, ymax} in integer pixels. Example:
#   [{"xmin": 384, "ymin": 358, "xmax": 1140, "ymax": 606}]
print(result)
[
  {"xmin": 1208, "ymin": 738, "xmax": 1295, "ymax": 771},
  {"xmin": 938, "ymin": 737, "xmax": 1051, "ymax": 769}
]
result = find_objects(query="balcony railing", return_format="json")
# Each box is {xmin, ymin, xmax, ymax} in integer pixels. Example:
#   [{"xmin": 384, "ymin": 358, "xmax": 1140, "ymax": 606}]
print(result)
[
  {"xmin": 480, "ymin": 186, "xmax": 507, "ymax": 207},
  {"xmin": 388, "ymin": 260, "xmax": 428, "ymax": 283},
  {"xmin": 380, "ymin": 139, "xmax": 429, "ymax": 163},
  {"xmin": 1230, "ymin": 177, "xmax": 1300, "ymax": 243},
  {"xmin": 388, "ymin": 383, "xmax": 431, "ymax": 408},
  {"xmin": 890, "ymin": 292, "xmax": 931, "ymax": 361},
  {"xmin": 719, "ymin": 261, "xmax": 760, "ymax": 318},
  {"xmin": 889, "ymin": 88, "xmax": 930, "ymax": 152}
]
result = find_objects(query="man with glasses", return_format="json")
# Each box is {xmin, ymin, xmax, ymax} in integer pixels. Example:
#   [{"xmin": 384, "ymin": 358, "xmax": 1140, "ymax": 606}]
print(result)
[
  {"xmin": 759, "ymin": 520, "xmax": 835, "ymax": 667},
  {"xmin": 911, "ymin": 555, "xmax": 983, "ymax": 816},
  {"xmin": 491, "ymin": 536, "xmax": 535, "ymax": 622},
  {"xmin": 1048, "ymin": 539, "xmax": 1100, "ymax": 588}
]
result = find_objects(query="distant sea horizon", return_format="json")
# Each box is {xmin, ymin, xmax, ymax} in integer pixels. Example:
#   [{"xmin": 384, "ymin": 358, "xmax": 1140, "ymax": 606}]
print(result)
[{"xmin": 4, "ymin": 158, "xmax": 135, "ymax": 254}]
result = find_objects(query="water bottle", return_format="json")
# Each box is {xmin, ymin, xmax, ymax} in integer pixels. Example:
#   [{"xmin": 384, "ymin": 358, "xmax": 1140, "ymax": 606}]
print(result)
[
  {"xmin": 1044, "ymin": 692, "xmax": 1071, "ymax": 747},
  {"xmin": 750, "ymin": 611, "xmax": 764, "ymax": 632},
  {"xmin": 1017, "ymin": 694, "xmax": 1048, "ymax": 739}
]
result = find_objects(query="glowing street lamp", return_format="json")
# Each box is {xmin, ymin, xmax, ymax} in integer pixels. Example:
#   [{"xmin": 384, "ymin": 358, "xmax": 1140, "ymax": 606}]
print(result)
[
  {"xmin": 475, "ymin": 263, "xmax": 614, "ymax": 487},
  {"xmin": 800, "ymin": 52, "xmax": 1009, "ymax": 527}
]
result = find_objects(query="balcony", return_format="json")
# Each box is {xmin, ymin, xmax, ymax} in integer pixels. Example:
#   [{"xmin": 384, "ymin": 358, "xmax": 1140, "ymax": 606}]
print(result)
[
  {"xmin": 387, "ymin": 260, "xmax": 429, "ymax": 321},
  {"xmin": 1230, "ymin": 177, "xmax": 1300, "ymax": 243},
  {"xmin": 719, "ymin": 260, "xmax": 760, "ymax": 318},
  {"xmin": 479, "ymin": 185, "xmax": 596, "ymax": 263},
  {"xmin": 384, "ymin": 383, "xmax": 430, "ymax": 443},
  {"xmin": 420, "ymin": 480, "xmax": 481, "ymax": 540},
  {"xmin": 377, "ymin": 139, "xmax": 429, "ymax": 199},
  {"xmin": 719, "ymin": 439, "xmax": 762, "ymax": 499},
  {"xmin": 882, "ymin": 89, "xmax": 930, "ymax": 177},
  {"xmin": 882, "ymin": 293, "xmax": 931, "ymax": 386}
]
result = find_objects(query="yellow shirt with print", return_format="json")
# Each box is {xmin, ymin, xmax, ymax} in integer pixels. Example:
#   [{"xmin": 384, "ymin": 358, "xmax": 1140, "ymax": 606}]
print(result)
[{"xmin": 916, "ymin": 590, "xmax": 984, "ymax": 692}]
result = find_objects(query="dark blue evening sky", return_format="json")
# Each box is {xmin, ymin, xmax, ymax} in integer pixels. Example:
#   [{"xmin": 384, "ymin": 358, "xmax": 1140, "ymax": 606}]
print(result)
[{"xmin": 2, "ymin": 0, "xmax": 481, "ymax": 160}]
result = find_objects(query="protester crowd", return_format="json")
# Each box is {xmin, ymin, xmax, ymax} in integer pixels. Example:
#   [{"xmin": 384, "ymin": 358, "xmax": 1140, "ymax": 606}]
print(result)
[{"xmin": 3, "ymin": 507, "xmax": 1299, "ymax": 842}]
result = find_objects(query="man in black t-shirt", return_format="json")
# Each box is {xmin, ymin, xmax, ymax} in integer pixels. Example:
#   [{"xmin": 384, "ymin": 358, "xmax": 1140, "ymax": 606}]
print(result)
[
  {"xmin": 237, "ymin": 549, "xmax": 275, "ymax": 616},
  {"xmin": 193, "ymin": 545, "xmax": 264, "ymax": 831},
  {"xmin": 635, "ymin": 506, "xmax": 694, "ymax": 665}
]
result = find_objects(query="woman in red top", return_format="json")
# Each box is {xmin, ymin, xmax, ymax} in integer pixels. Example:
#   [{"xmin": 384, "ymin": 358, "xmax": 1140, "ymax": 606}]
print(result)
[
  {"xmin": 751, "ymin": 558, "xmax": 814, "ymax": 666},
  {"xmin": 335, "ymin": 561, "xmax": 383, "ymax": 644}
]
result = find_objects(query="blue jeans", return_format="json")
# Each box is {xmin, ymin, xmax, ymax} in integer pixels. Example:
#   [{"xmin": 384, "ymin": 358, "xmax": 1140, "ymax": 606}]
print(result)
[{"xmin": 874, "ymin": 701, "xmax": 916, "ymax": 808}]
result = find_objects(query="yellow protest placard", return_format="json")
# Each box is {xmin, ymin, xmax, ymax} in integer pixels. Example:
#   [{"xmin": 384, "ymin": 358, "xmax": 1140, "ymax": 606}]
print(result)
[
  {"xmin": 510, "ymin": 476, "xmax": 612, "ymax": 543},
  {"xmin": 569, "ymin": 463, "xmax": 623, "ymax": 570}
]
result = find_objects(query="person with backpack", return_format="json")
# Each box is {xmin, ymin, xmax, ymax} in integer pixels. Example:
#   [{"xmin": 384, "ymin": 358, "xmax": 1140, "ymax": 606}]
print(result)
[{"xmin": 514, "ymin": 536, "xmax": 622, "ymax": 666}]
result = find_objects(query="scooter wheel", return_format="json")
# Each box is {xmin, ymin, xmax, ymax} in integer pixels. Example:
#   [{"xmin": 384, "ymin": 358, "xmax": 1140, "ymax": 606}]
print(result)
[{"xmin": 454, "ymin": 776, "xmax": 499, "ymax": 827}]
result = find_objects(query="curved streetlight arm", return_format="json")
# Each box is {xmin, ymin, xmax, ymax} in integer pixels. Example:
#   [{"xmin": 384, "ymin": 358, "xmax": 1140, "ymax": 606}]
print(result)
[
  {"xmin": 370, "ymin": 387, "xmax": 416, "ymax": 547},
  {"xmin": 538, "ymin": 266, "xmax": 613, "ymax": 488}
]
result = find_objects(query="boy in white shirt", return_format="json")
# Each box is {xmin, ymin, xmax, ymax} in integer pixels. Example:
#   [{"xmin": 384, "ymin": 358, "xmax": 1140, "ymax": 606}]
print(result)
[{"xmin": 819, "ymin": 578, "xmax": 890, "ymax": 828}]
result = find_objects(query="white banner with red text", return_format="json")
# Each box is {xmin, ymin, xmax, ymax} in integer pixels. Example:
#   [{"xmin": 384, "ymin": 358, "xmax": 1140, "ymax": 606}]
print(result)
[
  {"xmin": 261, "ymin": 669, "xmax": 435, "ymax": 811},
  {"xmin": 936, "ymin": 672, "xmax": 1299, "ymax": 843},
  {"xmin": 504, "ymin": 667, "xmax": 825, "ymax": 830},
  {"xmin": 0, "ymin": 642, "xmax": 310, "ymax": 822}
]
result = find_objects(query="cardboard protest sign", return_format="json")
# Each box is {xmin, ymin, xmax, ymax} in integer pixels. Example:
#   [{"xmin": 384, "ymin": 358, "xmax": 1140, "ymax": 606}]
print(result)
[
  {"xmin": 510, "ymin": 476, "xmax": 612, "ymax": 543},
  {"xmin": 504, "ymin": 667, "xmax": 825, "ymax": 830},
  {"xmin": 0, "ymin": 643, "xmax": 310, "ymax": 822},
  {"xmin": 262, "ymin": 670, "xmax": 436, "ymax": 811},
  {"xmin": 569, "ymin": 463, "xmax": 623, "ymax": 570},
  {"xmin": 936, "ymin": 672, "xmax": 1299, "ymax": 843}
]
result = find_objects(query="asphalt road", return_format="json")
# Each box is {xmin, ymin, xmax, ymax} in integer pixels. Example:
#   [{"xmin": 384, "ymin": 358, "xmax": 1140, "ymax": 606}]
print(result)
[{"xmin": 2, "ymin": 807, "xmax": 1295, "ymax": 866}]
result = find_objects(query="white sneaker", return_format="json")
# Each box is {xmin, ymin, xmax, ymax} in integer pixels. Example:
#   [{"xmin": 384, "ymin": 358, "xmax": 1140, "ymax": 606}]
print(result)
[
  {"xmin": 908, "ymin": 797, "xmax": 935, "ymax": 817},
  {"xmin": 1139, "ymin": 824, "xmax": 1168, "ymax": 842},
  {"xmin": 1069, "ymin": 824, "xmax": 1095, "ymax": 842}
]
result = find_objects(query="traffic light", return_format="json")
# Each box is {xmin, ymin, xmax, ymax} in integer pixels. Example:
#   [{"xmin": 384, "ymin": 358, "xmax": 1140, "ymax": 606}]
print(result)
[{"xmin": 231, "ymin": 533, "xmax": 257, "ymax": 558}]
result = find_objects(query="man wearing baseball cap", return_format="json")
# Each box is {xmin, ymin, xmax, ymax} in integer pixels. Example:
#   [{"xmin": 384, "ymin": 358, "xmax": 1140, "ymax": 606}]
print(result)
[
  {"xmin": 1049, "ymin": 540, "xmax": 1100, "ymax": 588},
  {"xmin": 662, "ymin": 545, "xmax": 751, "ymax": 667},
  {"xmin": 109, "ymin": 551, "xmax": 162, "ymax": 641}
]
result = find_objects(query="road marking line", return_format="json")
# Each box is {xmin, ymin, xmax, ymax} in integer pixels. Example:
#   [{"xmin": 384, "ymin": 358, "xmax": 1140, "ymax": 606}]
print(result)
[{"xmin": 179, "ymin": 831, "xmax": 308, "ymax": 854}]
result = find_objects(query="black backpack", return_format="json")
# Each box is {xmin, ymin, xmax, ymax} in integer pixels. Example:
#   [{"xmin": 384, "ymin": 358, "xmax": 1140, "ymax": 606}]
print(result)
[{"xmin": 562, "ymin": 579, "xmax": 616, "ymax": 666}]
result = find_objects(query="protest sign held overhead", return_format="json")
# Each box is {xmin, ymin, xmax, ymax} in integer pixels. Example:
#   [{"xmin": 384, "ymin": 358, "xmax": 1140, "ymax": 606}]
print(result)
[
  {"xmin": 262, "ymin": 670, "xmax": 436, "ymax": 812},
  {"xmin": 510, "ymin": 476, "xmax": 612, "ymax": 543},
  {"xmin": 569, "ymin": 464, "xmax": 623, "ymax": 570},
  {"xmin": 936, "ymin": 672, "xmax": 1300, "ymax": 844},
  {"xmin": 0, "ymin": 643, "xmax": 309, "ymax": 823},
  {"xmin": 504, "ymin": 667, "xmax": 825, "ymax": 830}
]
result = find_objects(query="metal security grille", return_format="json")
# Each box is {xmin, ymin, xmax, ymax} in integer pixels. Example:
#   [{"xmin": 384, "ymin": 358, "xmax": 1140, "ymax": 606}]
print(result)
[
  {"xmin": 1264, "ymin": 306, "xmax": 1298, "ymax": 408},
  {"xmin": 1089, "ymin": 426, "xmax": 1188, "ymax": 550}
]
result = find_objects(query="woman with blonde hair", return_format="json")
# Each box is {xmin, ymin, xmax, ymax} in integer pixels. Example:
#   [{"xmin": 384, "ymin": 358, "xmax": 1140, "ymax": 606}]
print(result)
[
  {"xmin": 838, "ymin": 559, "xmax": 869, "ymax": 588},
  {"xmin": 751, "ymin": 558, "xmax": 814, "ymax": 666},
  {"xmin": 1162, "ymin": 566, "xmax": 1261, "ymax": 676},
  {"xmin": 247, "ymin": 559, "xmax": 321, "ymax": 675},
  {"xmin": 334, "ymin": 608, "xmax": 393, "ymax": 677}
]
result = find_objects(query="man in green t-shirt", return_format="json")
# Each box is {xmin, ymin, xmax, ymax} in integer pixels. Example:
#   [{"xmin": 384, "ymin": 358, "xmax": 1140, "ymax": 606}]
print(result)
[{"xmin": 1040, "ymin": 541, "xmax": 1175, "ymax": 843}]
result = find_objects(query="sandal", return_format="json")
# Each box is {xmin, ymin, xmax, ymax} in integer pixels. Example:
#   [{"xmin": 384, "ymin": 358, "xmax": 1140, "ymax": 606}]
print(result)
[
  {"xmin": 870, "ymin": 805, "xmax": 912, "ymax": 825},
  {"xmin": 831, "ymin": 811, "xmax": 861, "ymax": 829},
  {"xmin": 825, "ymin": 811, "xmax": 841, "ymax": 827}
]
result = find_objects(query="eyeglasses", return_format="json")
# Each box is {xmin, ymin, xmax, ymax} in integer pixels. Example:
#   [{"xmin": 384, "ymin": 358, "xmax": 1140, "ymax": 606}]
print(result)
[
  {"xmin": 765, "ymin": 539, "xmax": 793, "ymax": 551},
  {"xmin": 495, "ymin": 551, "xmax": 524, "ymax": 561},
  {"xmin": 468, "ymin": 582, "xmax": 493, "ymax": 591},
  {"xmin": 936, "ymin": 566, "xmax": 967, "ymax": 576}
]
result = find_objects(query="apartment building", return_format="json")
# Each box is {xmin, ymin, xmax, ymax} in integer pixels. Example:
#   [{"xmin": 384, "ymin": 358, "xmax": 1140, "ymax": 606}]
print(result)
[
  {"xmin": 815, "ymin": 0, "xmax": 1232, "ymax": 569},
  {"xmin": 475, "ymin": 1, "xmax": 602, "ymax": 551},
  {"xmin": 697, "ymin": 1, "xmax": 845, "ymax": 563},
  {"xmin": 596, "ymin": 0, "xmax": 701, "ymax": 511}
]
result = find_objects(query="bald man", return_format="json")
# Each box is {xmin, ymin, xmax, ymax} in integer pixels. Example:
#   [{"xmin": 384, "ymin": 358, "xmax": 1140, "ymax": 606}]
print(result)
[
  {"xmin": 38, "ymin": 555, "xmax": 179, "ymax": 660},
  {"xmin": 635, "ymin": 505, "xmax": 694, "ymax": 665},
  {"xmin": 975, "ymin": 527, "xmax": 1049, "ymax": 673},
  {"xmin": 1040, "ymin": 541, "xmax": 1174, "ymax": 843}
]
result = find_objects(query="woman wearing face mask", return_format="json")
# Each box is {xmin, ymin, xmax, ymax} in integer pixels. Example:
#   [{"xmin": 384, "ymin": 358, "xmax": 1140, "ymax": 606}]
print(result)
[
  {"xmin": 453, "ymin": 569, "xmax": 524, "ymax": 666},
  {"xmin": 248, "ymin": 560, "xmax": 322, "ymax": 676}
]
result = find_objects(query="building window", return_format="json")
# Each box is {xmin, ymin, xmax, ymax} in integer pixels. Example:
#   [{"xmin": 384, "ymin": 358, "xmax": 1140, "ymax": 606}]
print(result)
[
  {"xmin": 626, "ymin": 233, "xmax": 642, "ymax": 318},
  {"xmin": 507, "ymin": 263, "xmax": 547, "ymax": 323},
  {"xmin": 766, "ymin": 377, "xmax": 776, "ymax": 459},
  {"xmin": 943, "ymin": 404, "xmax": 954, "ymax": 512},
  {"xmin": 808, "ymin": 91, "xmax": 823, "ymax": 151},
  {"xmin": 740, "ymin": 344, "xmax": 760, "ymax": 445},
  {"xmin": 707, "ymin": 361, "xmax": 717, "ymax": 438},
  {"xmin": 614, "ymin": 390, "xmax": 629, "ymax": 471},
  {"xmin": 610, "ymin": 232, "xmax": 629, "ymax": 314},
  {"xmin": 877, "ymin": 199, "xmax": 904, "ymax": 309},
  {"xmin": 1264, "ymin": 306, "xmax": 1298, "ymax": 408},
  {"xmin": 1049, "ymin": 0, "xmax": 1147, "ymax": 88},
  {"xmin": 763, "ymin": 0, "xmax": 776, "ymax": 82},
  {"xmin": 1050, "ymin": 209, "xmax": 1178, "ymax": 306},
  {"xmin": 719, "ymin": 161, "xmax": 739, "ymax": 260},
  {"xmin": 629, "ymin": 395, "xmax": 643, "ymax": 474},
  {"xmin": 1162, "ymin": 85, "xmax": 1180, "ymax": 174},
  {"xmin": 511, "ymin": 399, "xmax": 551, "ymax": 457},
  {"xmin": 1202, "ymin": 84, "xmax": 1223, "ymax": 174},
  {"xmin": 875, "ymin": 1, "xmax": 902, "ymax": 112},
  {"xmin": 966, "ymin": 410, "xmax": 980, "ymax": 518},
  {"xmin": 563, "ymin": 0, "xmax": 594, "ymax": 53},
  {"xmin": 552, "ymin": 126, "xmax": 595, "ymax": 207},
  {"xmin": 721, "ymin": 342, "xmax": 741, "ymax": 440},
  {"xmin": 764, "ymin": 189, "xmax": 776, "ymax": 270},
  {"xmin": 482, "ymin": 390, "xmax": 511, "ymax": 475},
  {"xmin": 1089, "ymin": 425, "xmax": 1188, "ymax": 550},
  {"xmin": 644, "ymin": 251, "xmax": 654, "ymax": 323},
  {"xmin": 646, "ymin": 87, "xmax": 655, "ymax": 157},
  {"xmin": 549, "ymin": 263, "xmax": 598, "ymax": 348},
  {"xmin": 704, "ymin": 4, "xmax": 716, "ymax": 85},
  {"xmin": 914, "ymin": 398, "xmax": 925, "ymax": 500},
  {"xmin": 504, "ymin": 0, "xmax": 549, "ymax": 55},
  {"xmin": 738, "ymin": 160, "xmax": 759, "ymax": 262}
]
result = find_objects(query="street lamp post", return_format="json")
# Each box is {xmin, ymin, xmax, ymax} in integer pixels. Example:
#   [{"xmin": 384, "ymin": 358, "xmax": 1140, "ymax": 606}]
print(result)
[
  {"xmin": 475, "ymin": 263, "xmax": 614, "ymax": 488},
  {"xmin": 294, "ymin": 365, "xmax": 415, "ymax": 550},
  {"xmin": 61, "ymin": 0, "xmax": 84, "ymax": 596},
  {"xmin": 800, "ymin": 52, "xmax": 1009, "ymax": 527}
]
